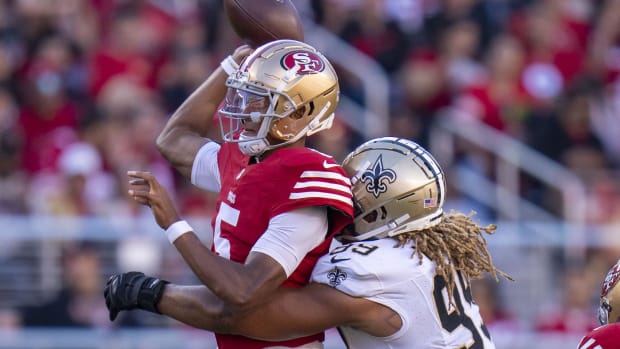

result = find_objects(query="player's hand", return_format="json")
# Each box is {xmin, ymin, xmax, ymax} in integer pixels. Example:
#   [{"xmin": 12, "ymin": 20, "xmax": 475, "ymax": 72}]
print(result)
[
  {"xmin": 127, "ymin": 171, "xmax": 180, "ymax": 229},
  {"xmin": 104, "ymin": 271, "xmax": 169, "ymax": 321},
  {"xmin": 232, "ymin": 44, "xmax": 253, "ymax": 65}
]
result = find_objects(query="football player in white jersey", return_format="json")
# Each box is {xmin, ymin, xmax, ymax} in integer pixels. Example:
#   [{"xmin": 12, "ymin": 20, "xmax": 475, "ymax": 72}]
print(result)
[
  {"xmin": 577, "ymin": 258, "xmax": 620, "ymax": 349},
  {"xmin": 105, "ymin": 137, "xmax": 510, "ymax": 348}
]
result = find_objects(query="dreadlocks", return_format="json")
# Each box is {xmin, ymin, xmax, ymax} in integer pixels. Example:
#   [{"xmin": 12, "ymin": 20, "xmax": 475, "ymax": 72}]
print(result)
[{"xmin": 394, "ymin": 210, "xmax": 512, "ymax": 310}]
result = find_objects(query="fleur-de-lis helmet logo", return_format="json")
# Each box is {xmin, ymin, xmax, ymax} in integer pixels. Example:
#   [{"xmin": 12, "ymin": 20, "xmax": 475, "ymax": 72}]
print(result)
[
  {"xmin": 361, "ymin": 155, "xmax": 397, "ymax": 198},
  {"xmin": 327, "ymin": 267, "xmax": 347, "ymax": 287}
]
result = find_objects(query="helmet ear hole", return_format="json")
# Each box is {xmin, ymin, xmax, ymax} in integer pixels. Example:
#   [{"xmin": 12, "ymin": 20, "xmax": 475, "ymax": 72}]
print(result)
[
  {"xmin": 269, "ymin": 106, "xmax": 308, "ymax": 140},
  {"xmin": 380, "ymin": 206, "xmax": 388, "ymax": 219},
  {"xmin": 291, "ymin": 106, "xmax": 307, "ymax": 120},
  {"xmin": 361, "ymin": 207, "xmax": 388, "ymax": 223},
  {"xmin": 307, "ymin": 101, "xmax": 315, "ymax": 116},
  {"xmin": 362, "ymin": 210, "xmax": 378, "ymax": 223}
]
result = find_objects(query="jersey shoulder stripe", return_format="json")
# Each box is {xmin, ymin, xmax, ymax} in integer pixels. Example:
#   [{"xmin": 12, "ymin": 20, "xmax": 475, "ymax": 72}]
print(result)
[
  {"xmin": 300, "ymin": 170, "xmax": 351, "ymax": 184},
  {"xmin": 293, "ymin": 181, "xmax": 350, "ymax": 194},
  {"xmin": 289, "ymin": 191, "xmax": 352, "ymax": 206},
  {"xmin": 578, "ymin": 338, "xmax": 601, "ymax": 349},
  {"xmin": 289, "ymin": 170, "xmax": 352, "ymax": 205}
]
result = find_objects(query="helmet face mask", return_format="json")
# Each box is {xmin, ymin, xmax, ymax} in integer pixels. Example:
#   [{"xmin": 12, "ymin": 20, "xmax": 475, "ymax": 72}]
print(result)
[
  {"xmin": 218, "ymin": 39, "xmax": 339, "ymax": 156},
  {"xmin": 599, "ymin": 259, "xmax": 620, "ymax": 325},
  {"xmin": 599, "ymin": 297, "xmax": 612, "ymax": 325},
  {"xmin": 219, "ymin": 85, "xmax": 287, "ymax": 149},
  {"xmin": 341, "ymin": 137, "xmax": 446, "ymax": 241}
]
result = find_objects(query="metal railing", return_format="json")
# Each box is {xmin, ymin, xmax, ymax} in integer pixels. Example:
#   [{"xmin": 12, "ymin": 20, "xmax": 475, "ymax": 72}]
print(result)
[
  {"xmin": 429, "ymin": 112, "xmax": 589, "ymax": 257},
  {"xmin": 0, "ymin": 216, "xmax": 613, "ymax": 349}
]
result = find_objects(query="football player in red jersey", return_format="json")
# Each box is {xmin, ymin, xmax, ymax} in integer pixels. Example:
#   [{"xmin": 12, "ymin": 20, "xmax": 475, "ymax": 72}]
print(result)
[
  {"xmin": 598, "ymin": 258, "xmax": 620, "ymax": 326},
  {"xmin": 114, "ymin": 39, "xmax": 353, "ymax": 349},
  {"xmin": 577, "ymin": 258, "xmax": 620, "ymax": 349},
  {"xmin": 105, "ymin": 137, "xmax": 509, "ymax": 349},
  {"xmin": 577, "ymin": 323, "xmax": 620, "ymax": 349}
]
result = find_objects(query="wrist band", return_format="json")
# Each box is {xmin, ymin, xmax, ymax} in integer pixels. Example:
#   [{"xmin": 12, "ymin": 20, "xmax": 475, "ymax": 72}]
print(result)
[
  {"xmin": 220, "ymin": 55, "xmax": 239, "ymax": 76},
  {"xmin": 165, "ymin": 220, "xmax": 193, "ymax": 244}
]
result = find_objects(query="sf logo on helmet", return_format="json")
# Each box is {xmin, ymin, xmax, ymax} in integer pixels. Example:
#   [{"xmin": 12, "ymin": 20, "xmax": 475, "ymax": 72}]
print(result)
[
  {"xmin": 281, "ymin": 50, "xmax": 325, "ymax": 74},
  {"xmin": 361, "ymin": 155, "xmax": 396, "ymax": 198},
  {"xmin": 602, "ymin": 262, "xmax": 620, "ymax": 296}
]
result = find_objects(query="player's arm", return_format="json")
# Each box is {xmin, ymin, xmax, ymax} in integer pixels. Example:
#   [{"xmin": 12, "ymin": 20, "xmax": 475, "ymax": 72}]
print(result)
[
  {"xmin": 127, "ymin": 171, "xmax": 326, "ymax": 312},
  {"xmin": 105, "ymin": 275, "xmax": 401, "ymax": 339},
  {"xmin": 170, "ymin": 230, "xmax": 287, "ymax": 312},
  {"xmin": 159, "ymin": 282, "xmax": 400, "ymax": 340},
  {"xmin": 169, "ymin": 204, "xmax": 327, "ymax": 312},
  {"xmin": 156, "ymin": 45, "xmax": 252, "ymax": 178}
]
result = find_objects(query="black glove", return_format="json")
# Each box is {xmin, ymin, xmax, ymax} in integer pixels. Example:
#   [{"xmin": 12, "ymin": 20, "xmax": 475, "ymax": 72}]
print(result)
[{"xmin": 104, "ymin": 271, "xmax": 169, "ymax": 321}]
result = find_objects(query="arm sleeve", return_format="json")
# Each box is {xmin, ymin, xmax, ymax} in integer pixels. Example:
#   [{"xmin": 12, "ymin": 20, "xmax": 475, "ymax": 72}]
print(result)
[
  {"xmin": 251, "ymin": 206, "xmax": 328, "ymax": 277},
  {"xmin": 190, "ymin": 142, "xmax": 221, "ymax": 192}
]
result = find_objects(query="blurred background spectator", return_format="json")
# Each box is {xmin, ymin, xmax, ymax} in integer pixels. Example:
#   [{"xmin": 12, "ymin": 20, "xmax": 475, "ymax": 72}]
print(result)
[
  {"xmin": 533, "ymin": 260, "xmax": 600, "ymax": 334},
  {"xmin": 20, "ymin": 244, "xmax": 108, "ymax": 328}
]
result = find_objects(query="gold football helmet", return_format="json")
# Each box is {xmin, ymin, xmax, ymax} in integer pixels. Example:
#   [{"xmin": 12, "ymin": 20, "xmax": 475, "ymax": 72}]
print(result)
[
  {"xmin": 342, "ymin": 137, "xmax": 446, "ymax": 240},
  {"xmin": 599, "ymin": 259, "xmax": 620, "ymax": 325},
  {"xmin": 219, "ymin": 39, "xmax": 339, "ymax": 156}
]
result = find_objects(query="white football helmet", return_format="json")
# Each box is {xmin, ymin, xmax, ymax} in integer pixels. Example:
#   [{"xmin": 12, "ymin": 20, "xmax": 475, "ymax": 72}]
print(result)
[
  {"xmin": 219, "ymin": 39, "xmax": 339, "ymax": 156},
  {"xmin": 341, "ymin": 137, "xmax": 446, "ymax": 241},
  {"xmin": 599, "ymin": 259, "xmax": 620, "ymax": 325}
]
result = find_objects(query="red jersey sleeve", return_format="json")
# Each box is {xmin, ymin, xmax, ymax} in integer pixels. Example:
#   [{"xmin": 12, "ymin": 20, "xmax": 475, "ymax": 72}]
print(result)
[{"xmin": 578, "ymin": 323, "xmax": 620, "ymax": 349}]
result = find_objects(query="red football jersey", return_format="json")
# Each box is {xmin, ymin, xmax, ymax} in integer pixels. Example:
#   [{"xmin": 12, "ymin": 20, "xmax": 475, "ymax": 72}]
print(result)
[
  {"xmin": 213, "ymin": 142, "xmax": 353, "ymax": 349},
  {"xmin": 578, "ymin": 323, "xmax": 620, "ymax": 349}
]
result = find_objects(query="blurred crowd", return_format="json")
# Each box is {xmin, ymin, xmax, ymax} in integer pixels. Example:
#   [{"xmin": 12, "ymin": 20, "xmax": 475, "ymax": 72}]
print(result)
[
  {"xmin": 311, "ymin": 0, "xmax": 620, "ymax": 226},
  {"xmin": 1, "ymin": 0, "xmax": 620, "ymax": 343},
  {"xmin": 2, "ymin": 0, "xmax": 620, "ymax": 219}
]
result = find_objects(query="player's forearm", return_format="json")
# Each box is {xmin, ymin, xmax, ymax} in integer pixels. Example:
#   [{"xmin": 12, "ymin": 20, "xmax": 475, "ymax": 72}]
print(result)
[
  {"xmin": 225, "ymin": 285, "xmax": 358, "ymax": 341},
  {"xmin": 158, "ymin": 285, "xmax": 327, "ymax": 341},
  {"xmin": 173, "ymin": 233, "xmax": 285, "ymax": 311},
  {"xmin": 158, "ymin": 284, "xmax": 235, "ymax": 333},
  {"xmin": 159, "ymin": 284, "xmax": 335, "ymax": 341}
]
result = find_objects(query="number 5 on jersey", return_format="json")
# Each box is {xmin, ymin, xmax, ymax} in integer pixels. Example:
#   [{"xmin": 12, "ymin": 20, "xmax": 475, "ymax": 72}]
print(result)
[{"xmin": 213, "ymin": 202, "xmax": 240, "ymax": 259}]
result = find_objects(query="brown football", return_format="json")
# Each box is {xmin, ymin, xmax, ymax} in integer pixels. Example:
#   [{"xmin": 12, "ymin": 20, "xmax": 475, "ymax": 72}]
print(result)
[{"xmin": 223, "ymin": 0, "xmax": 304, "ymax": 47}]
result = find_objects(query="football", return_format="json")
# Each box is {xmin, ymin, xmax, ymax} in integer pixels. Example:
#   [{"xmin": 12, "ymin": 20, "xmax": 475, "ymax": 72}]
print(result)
[{"xmin": 223, "ymin": 0, "xmax": 304, "ymax": 47}]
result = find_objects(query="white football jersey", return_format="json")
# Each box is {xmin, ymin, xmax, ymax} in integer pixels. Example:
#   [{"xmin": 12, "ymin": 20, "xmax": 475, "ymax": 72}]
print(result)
[{"xmin": 311, "ymin": 239, "xmax": 496, "ymax": 349}]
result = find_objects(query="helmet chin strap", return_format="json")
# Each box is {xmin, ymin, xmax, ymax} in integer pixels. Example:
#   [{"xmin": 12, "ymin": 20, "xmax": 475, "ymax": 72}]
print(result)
[
  {"xmin": 352, "ymin": 214, "xmax": 411, "ymax": 241},
  {"xmin": 237, "ymin": 113, "xmax": 275, "ymax": 157},
  {"xmin": 351, "ymin": 209, "xmax": 444, "ymax": 241},
  {"xmin": 238, "ymin": 135, "xmax": 270, "ymax": 156}
]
